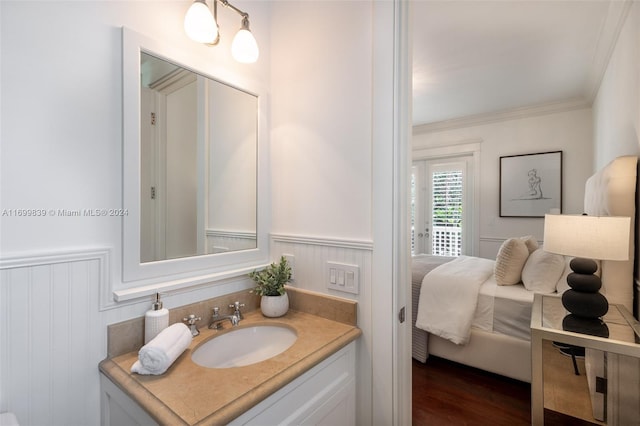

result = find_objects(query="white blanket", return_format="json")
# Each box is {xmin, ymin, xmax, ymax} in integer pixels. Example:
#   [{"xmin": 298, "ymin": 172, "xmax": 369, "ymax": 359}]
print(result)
[{"xmin": 415, "ymin": 256, "xmax": 495, "ymax": 345}]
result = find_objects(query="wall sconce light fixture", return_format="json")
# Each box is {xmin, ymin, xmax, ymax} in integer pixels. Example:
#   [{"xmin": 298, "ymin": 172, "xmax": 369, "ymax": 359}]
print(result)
[{"xmin": 184, "ymin": 0, "xmax": 259, "ymax": 63}]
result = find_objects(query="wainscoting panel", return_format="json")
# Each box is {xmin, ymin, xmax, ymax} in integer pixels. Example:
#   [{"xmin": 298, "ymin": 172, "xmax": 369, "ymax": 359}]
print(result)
[
  {"xmin": 270, "ymin": 234, "xmax": 373, "ymax": 424},
  {"xmin": 0, "ymin": 249, "xmax": 259, "ymax": 426},
  {"xmin": 271, "ymin": 235, "xmax": 372, "ymax": 296},
  {"xmin": 479, "ymin": 236, "xmax": 506, "ymax": 259},
  {"xmin": 0, "ymin": 256, "xmax": 105, "ymax": 426},
  {"xmin": 206, "ymin": 229, "xmax": 257, "ymax": 254}
]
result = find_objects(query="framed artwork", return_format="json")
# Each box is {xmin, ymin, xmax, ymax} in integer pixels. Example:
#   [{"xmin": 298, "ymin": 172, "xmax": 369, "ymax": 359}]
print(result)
[{"xmin": 499, "ymin": 151, "xmax": 562, "ymax": 217}]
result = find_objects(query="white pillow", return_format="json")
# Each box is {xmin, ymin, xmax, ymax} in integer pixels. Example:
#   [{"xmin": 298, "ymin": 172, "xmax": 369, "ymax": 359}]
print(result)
[
  {"xmin": 494, "ymin": 238, "xmax": 530, "ymax": 285},
  {"xmin": 522, "ymin": 249, "xmax": 565, "ymax": 293},
  {"xmin": 520, "ymin": 235, "xmax": 539, "ymax": 254}
]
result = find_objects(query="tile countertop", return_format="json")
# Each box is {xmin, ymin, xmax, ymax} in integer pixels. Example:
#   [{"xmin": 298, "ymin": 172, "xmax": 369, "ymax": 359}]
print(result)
[{"xmin": 99, "ymin": 291, "xmax": 361, "ymax": 426}]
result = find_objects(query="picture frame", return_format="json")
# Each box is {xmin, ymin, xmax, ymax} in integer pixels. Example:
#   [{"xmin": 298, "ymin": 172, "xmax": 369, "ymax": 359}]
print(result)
[{"xmin": 499, "ymin": 151, "xmax": 562, "ymax": 218}]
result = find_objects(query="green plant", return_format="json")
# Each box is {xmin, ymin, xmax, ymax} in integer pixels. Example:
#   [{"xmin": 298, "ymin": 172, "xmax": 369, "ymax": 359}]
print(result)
[{"xmin": 249, "ymin": 256, "xmax": 292, "ymax": 296}]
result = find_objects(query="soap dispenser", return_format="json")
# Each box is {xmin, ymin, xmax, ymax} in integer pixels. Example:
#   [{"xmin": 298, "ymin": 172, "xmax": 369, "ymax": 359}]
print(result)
[{"xmin": 144, "ymin": 292, "xmax": 169, "ymax": 344}]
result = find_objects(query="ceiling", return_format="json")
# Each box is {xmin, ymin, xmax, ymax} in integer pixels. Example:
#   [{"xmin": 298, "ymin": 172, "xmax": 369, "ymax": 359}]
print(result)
[{"xmin": 412, "ymin": 0, "xmax": 627, "ymax": 128}]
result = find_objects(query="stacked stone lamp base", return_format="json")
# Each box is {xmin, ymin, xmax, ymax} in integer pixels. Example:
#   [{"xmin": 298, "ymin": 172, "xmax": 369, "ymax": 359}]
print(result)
[{"xmin": 561, "ymin": 257, "xmax": 609, "ymax": 339}]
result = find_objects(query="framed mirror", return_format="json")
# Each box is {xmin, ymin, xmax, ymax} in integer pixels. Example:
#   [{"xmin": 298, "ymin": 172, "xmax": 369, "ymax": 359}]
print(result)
[
  {"xmin": 139, "ymin": 51, "xmax": 257, "ymax": 262},
  {"xmin": 121, "ymin": 27, "xmax": 268, "ymax": 291}
]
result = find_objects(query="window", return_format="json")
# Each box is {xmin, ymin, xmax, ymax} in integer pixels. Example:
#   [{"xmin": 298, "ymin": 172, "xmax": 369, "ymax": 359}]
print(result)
[
  {"xmin": 412, "ymin": 156, "xmax": 473, "ymax": 256},
  {"xmin": 431, "ymin": 169, "xmax": 463, "ymax": 256}
]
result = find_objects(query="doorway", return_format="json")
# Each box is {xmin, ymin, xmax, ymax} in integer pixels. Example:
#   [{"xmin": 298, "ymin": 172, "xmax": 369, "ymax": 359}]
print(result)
[{"xmin": 412, "ymin": 155, "xmax": 474, "ymax": 257}]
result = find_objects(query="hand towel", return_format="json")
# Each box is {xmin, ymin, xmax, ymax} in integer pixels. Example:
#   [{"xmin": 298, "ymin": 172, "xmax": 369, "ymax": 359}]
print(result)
[
  {"xmin": 0, "ymin": 412, "xmax": 20, "ymax": 426},
  {"xmin": 131, "ymin": 322, "xmax": 192, "ymax": 375}
]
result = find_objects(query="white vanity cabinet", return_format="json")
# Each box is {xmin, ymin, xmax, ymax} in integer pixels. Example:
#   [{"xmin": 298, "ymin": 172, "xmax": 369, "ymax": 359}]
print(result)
[
  {"xmin": 100, "ymin": 376, "xmax": 157, "ymax": 426},
  {"xmin": 100, "ymin": 341, "xmax": 356, "ymax": 426}
]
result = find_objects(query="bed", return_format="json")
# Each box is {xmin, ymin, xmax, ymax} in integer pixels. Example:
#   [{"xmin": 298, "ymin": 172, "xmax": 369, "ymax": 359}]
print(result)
[{"xmin": 412, "ymin": 155, "xmax": 639, "ymax": 384}]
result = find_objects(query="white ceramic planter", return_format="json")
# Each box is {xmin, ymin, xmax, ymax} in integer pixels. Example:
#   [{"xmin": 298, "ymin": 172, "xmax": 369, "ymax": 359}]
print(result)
[{"xmin": 260, "ymin": 293, "xmax": 289, "ymax": 317}]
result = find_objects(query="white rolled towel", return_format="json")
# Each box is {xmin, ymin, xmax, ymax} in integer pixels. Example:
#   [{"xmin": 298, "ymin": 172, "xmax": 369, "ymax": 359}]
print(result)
[
  {"xmin": 131, "ymin": 323, "xmax": 193, "ymax": 375},
  {"xmin": 0, "ymin": 412, "xmax": 20, "ymax": 426}
]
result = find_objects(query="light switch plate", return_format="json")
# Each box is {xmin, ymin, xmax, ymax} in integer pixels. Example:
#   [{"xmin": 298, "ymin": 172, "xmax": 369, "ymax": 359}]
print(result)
[{"xmin": 326, "ymin": 261, "xmax": 359, "ymax": 294}]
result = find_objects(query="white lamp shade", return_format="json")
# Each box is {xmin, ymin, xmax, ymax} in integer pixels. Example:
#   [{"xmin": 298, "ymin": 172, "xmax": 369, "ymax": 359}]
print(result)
[
  {"xmin": 231, "ymin": 28, "xmax": 259, "ymax": 63},
  {"xmin": 184, "ymin": 1, "xmax": 218, "ymax": 44},
  {"xmin": 543, "ymin": 214, "xmax": 631, "ymax": 261}
]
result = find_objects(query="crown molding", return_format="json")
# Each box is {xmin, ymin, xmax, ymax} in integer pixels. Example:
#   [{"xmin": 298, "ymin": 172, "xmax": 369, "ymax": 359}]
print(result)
[
  {"xmin": 413, "ymin": 0, "xmax": 634, "ymax": 135},
  {"xmin": 584, "ymin": 0, "xmax": 634, "ymax": 103},
  {"xmin": 413, "ymin": 97, "xmax": 590, "ymax": 134}
]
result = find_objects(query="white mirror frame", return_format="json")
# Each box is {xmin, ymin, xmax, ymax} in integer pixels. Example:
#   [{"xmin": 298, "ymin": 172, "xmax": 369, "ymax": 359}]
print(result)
[{"xmin": 119, "ymin": 27, "xmax": 269, "ymax": 298}]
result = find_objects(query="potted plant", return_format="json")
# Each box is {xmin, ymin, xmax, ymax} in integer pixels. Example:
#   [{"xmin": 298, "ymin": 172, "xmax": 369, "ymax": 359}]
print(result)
[{"xmin": 249, "ymin": 256, "xmax": 292, "ymax": 317}]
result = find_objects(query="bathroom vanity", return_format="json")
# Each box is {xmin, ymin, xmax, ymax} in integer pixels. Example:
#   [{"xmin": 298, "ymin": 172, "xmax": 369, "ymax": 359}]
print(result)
[{"xmin": 99, "ymin": 289, "xmax": 361, "ymax": 425}]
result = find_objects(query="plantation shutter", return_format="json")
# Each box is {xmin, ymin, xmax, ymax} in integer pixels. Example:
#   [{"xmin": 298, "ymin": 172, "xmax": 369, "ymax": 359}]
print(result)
[{"xmin": 431, "ymin": 169, "xmax": 463, "ymax": 256}]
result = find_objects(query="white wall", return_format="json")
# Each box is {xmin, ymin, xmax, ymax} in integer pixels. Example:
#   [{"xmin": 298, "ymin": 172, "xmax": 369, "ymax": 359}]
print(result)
[
  {"xmin": 269, "ymin": 1, "xmax": 404, "ymax": 424},
  {"xmin": 592, "ymin": 1, "xmax": 640, "ymax": 315},
  {"xmin": 270, "ymin": 1, "xmax": 372, "ymax": 241},
  {"xmin": 269, "ymin": 1, "xmax": 376, "ymax": 423},
  {"xmin": 0, "ymin": 1, "xmax": 270, "ymax": 425},
  {"xmin": 413, "ymin": 108, "xmax": 594, "ymax": 258},
  {"xmin": 593, "ymin": 1, "xmax": 640, "ymax": 169}
]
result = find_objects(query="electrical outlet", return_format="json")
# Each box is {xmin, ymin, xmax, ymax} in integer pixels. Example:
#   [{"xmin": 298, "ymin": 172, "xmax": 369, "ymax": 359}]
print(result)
[
  {"xmin": 326, "ymin": 261, "xmax": 359, "ymax": 294},
  {"xmin": 283, "ymin": 254, "xmax": 295, "ymax": 281}
]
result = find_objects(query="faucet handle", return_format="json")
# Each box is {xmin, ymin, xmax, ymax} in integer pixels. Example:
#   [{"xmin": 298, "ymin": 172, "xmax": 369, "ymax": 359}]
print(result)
[
  {"xmin": 229, "ymin": 301, "xmax": 245, "ymax": 319},
  {"xmin": 183, "ymin": 314, "xmax": 201, "ymax": 324},
  {"xmin": 182, "ymin": 314, "xmax": 202, "ymax": 337},
  {"xmin": 212, "ymin": 307, "xmax": 220, "ymax": 317}
]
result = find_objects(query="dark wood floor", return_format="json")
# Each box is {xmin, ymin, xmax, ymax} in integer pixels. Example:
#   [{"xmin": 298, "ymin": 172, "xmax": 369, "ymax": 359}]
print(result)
[
  {"xmin": 412, "ymin": 356, "xmax": 530, "ymax": 425},
  {"xmin": 412, "ymin": 357, "xmax": 599, "ymax": 426}
]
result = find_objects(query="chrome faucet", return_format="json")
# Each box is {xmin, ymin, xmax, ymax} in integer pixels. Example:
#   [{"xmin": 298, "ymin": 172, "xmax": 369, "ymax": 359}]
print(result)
[
  {"xmin": 229, "ymin": 301, "xmax": 245, "ymax": 320},
  {"xmin": 183, "ymin": 314, "xmax": 202, "ymax": 337},
  {"xmin": 208, "ymin": 306, "xmax": 239, "ymax": 330}
]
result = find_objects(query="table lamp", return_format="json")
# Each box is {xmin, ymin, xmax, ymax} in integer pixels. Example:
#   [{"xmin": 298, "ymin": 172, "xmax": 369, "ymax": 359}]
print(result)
[{"xmin": 543, "ymin": 214, "xmax": 631, "ymax": 323}]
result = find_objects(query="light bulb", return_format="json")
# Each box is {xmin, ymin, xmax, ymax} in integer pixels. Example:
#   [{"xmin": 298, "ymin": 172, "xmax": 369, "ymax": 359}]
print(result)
[
  {"xmin": 231, "ymin": 18, "xmax": 259, "ymax": 63},
  {"xmin": 184, "ymin": 0, "xmax": 218, "ymax": 44}
]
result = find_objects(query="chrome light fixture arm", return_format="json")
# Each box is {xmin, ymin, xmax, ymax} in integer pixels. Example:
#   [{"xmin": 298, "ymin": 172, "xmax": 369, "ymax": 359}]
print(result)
[
  {"xmin": 204, "ymin": 0, "xmax": 250, "ymax": 46},
  {"xmin": 185, "ymin": 0, "xmax": 259, "ymax": 63},
  {"xmin": 218, "ymin": 0, "xmax": 249, "ymax": 20}
]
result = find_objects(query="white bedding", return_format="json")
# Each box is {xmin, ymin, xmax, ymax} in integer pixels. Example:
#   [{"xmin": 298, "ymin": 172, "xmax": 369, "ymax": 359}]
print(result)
[
  {"xmin": 414, "ymin": 254, "xmax": 535, "ymax": 350},
  {"xmin": 415, "ymin": 256, "xmax": 495, "ymax": 345},
  {"xmin": 411, "ymin": 255, "xmax": 454, "ymax": 361},
  {"xmin": 474, "ymin": 276, "xmax": 534, "ymax": 341}
]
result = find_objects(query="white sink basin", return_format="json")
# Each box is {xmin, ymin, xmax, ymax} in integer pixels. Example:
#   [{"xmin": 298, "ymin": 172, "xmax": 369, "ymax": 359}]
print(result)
[{"xmin": 191, "ymin": 325, "xmax": 297, "ymax": 368}]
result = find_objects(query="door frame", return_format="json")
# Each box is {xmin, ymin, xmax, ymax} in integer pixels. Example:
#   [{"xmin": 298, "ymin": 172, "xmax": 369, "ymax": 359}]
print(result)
[{"xmin": 371, "ymin": 0, "xmax": 412, "ymax": 424}]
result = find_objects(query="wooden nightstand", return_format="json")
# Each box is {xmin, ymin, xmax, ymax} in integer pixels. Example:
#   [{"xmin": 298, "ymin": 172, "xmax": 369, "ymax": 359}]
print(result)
[{"xmin": 530, "ymin": 293, "xmax": 640, "ymax": 425}]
